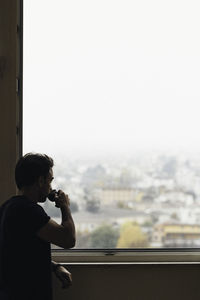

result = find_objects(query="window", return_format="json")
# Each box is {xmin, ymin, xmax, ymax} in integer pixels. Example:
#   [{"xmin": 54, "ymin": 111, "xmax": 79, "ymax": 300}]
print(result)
[{"xmin": 24, "ymin": 0, "xmax": 200, "ymax": 250}]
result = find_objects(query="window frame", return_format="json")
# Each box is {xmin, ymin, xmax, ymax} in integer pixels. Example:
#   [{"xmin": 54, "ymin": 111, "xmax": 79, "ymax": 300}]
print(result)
[
  {"xmin": 17, "ymin": 0, "xmax": 200, "ymax": 264},
  {"xmin": 0, "ymin": 0, "xmax": 23, "ymax": 203},
  {"xmin": 52, "ymin": 248, "xmax": 200, "ymax": 264}
]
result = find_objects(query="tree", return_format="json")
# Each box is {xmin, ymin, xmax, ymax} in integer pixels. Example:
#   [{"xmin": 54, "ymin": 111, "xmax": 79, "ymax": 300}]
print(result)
[
  {"xmin": 171, "ymin": 212, "xmax": 179, "ymax": 221},
  {"xmin": 85, "ymin": 198, "xmax": 100, "ymax": 213},
  {"xmin": 75, "ymin": 230, "xmax": 91, "ymax": 248},
  {"xmin": 90, "ymin": 224, "xmax": 119, "ymax": 248},
  {"xmin": 117, "ymin": 221, "xmax": 149, "ymax": 248},
  {"xmin": 84, "ymin": 189, "xmax": 101, "ymax": 213}
]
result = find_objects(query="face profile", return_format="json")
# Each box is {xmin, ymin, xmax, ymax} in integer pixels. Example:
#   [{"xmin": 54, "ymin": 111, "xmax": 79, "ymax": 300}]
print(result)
[{"xmin": 38, "ymin": 168, "xmax": 54, "ymax": 203}]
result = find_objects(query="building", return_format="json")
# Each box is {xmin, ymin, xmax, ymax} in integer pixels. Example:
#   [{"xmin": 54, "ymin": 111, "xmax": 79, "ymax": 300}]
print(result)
[
  {"xmin": 100, "ymin": 188, "xmax": 136, "ymax": 206},
  {"xmin": 152, "ymin": 223, "xmax": 200, "ymax": 247}
]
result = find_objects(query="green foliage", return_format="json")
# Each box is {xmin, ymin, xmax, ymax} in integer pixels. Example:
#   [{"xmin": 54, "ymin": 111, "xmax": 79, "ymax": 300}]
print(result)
[
  {"xmin": 90, "ymin": 224, "xmax": 119, "ymax": 248},
  {"xmin": 86, "ymin": 199, "xmax": 100, "ymax": 213},
  {"xmin": 171, "ymin": 212, "xmax": 179, "ymax": 220},
  {"xmin": 117, "ymin": 221, "xmax": 149, "ymax": 248},
  {"xmin": 75, "ymin": 230, "xmax": 91, "ymax": 248},
  {"xmin": 142, "ymin": 220, "xmax": 153, "ymax": 227},
  {"xmin": 117, "ymin": 200, "xmax": 126, "ymax": 209}
]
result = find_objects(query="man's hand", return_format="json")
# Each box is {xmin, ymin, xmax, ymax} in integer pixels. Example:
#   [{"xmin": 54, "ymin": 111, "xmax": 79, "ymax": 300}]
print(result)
[
  {"xmin": 54, "ymin": 265, "xmax": 72, "ymax": 289},
  {"xmin": 55, "ymin": 190, "xmax": 70, "ymax": 208}
]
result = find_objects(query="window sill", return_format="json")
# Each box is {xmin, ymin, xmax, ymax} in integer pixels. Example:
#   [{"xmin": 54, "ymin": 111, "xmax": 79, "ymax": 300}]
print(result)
[{"xmin": 52, "ymin": 248, "xmax": 200, "ymax": 264}]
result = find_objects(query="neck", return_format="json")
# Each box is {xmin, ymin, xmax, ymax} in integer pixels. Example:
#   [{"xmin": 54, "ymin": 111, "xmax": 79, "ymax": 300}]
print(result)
[{"xmin": 19, "ymin": 187, "xmax": 39, "ymax": 203}]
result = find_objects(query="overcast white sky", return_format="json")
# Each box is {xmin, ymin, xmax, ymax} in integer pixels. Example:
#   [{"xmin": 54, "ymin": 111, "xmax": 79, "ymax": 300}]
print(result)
[{"xmin": 23, "ymin": 0, "xmax": 200, "ymax": 159}]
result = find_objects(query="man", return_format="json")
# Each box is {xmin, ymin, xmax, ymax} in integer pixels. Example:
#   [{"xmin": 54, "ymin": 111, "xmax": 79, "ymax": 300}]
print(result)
[{"xmin": 0, "ymin": 153, "xmax": 76, "ymax": 300}]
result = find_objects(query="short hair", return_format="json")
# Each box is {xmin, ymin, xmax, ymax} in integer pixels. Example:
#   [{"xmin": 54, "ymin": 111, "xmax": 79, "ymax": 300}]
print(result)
[{"xmin": 15, "ymin": 153, "xmax": 54, "ymax": 190}]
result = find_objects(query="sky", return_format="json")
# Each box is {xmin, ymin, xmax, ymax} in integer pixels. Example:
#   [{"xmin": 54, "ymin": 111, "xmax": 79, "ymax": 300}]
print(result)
[{"xmin": 23, "ymin": 0, "xmax": 200, "ymax": 159}]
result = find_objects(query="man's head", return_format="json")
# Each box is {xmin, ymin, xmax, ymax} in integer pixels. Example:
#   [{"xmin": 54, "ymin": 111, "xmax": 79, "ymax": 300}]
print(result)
[{"xmin": 15, "ymin": 153, "xmax": 54, "ymax": 201}]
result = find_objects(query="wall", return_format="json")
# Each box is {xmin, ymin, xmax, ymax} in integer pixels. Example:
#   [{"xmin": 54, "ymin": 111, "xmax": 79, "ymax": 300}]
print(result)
[
  {"xmin": 0, "ymin": 0, "xmax": 22, "ymax": 203},
  {"xmin": 53, "ymin": 264, "xmax": 200, "ymax": 300}
]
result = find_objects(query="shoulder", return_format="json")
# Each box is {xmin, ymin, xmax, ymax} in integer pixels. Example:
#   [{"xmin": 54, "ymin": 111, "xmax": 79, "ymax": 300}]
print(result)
[
  {"xmin": 4, "ymin": 195, "xmax": 49, "ymax": 222},
  {"xmin": 4, "ymin": 196, "xmax": 50, "ymax": 234},
  {"xmin": 4, "ymin": 196, "xmax": 41, "ymax": 214}
]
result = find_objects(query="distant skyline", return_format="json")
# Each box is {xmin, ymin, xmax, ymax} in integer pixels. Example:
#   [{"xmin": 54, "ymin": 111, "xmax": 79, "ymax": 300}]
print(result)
[{"xmin": 23, "ymin": 0, "xmax": 200, "ymax": 159}]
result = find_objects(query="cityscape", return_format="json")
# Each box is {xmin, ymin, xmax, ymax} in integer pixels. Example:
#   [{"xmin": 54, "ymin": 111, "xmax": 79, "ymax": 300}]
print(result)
[
  {"xmin": 42, "ymin": 151, "xmax": 200, "ymax": 249},
  {"xmin": 24, "ymin": 0, "xmax": 200, "ymax": 251}
]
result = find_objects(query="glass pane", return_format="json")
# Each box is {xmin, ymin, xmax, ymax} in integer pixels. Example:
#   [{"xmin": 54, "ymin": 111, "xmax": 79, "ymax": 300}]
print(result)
[{"xmin": 24, "ymin": 0, "xmax": 200, "ymax": 248}]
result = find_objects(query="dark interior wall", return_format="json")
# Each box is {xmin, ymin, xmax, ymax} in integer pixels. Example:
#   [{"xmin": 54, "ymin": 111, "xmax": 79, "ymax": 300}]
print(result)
[
  {"xmin": 53, "ymin": 264, "xmax": 200, "ymax": 300},
  {"xmin": 0, "ymin": 0, "xmax": 21, "ymax": 203}
]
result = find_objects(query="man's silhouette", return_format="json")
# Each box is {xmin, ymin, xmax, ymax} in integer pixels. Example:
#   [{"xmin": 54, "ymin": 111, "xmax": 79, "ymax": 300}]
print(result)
[{"xmin": 0, "ymin": 153, "xmax": 76, "ymax": 300}]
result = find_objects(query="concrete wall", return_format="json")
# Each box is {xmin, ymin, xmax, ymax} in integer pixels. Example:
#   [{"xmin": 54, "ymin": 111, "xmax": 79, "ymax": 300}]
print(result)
[{"xmin": 53, "ymin": 264, "xmax": 200, "ymax": 300}]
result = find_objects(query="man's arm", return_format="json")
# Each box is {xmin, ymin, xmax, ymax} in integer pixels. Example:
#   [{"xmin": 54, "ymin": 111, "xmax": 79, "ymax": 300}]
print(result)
[
  {"xmin": 51, "ymin": 261, "xmax": 72, "ymax": 288},
  {"xmin": 37, "ymin": 191, "xmax": 76, "ymax": 249}
]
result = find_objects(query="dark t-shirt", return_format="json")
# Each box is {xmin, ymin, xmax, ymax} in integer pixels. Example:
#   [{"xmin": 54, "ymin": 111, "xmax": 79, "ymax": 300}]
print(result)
[{"xmin": 0, "ymin": 196, "xmax": 51, "ymax": 300}]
